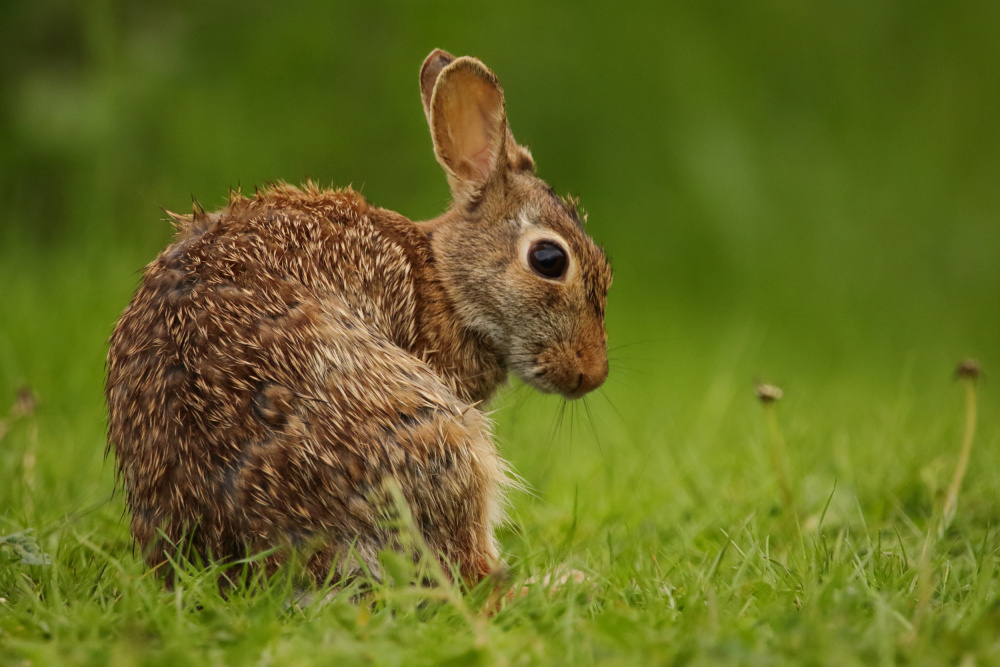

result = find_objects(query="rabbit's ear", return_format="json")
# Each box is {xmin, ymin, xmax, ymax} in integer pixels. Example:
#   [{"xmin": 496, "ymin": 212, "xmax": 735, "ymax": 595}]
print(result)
[
  {"xmin": 420, "ymin": 49, "xmax": 456, "ymax": 123},
  {"xmin": 427, "ymin": 56, "xmax": 509, "ymax": 202}
]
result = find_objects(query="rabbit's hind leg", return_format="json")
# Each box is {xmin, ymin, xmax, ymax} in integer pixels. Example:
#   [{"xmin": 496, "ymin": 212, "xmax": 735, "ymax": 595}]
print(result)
[{"xmin": 236, "ymin": 303, "xmax": 510, "ymax": 588}]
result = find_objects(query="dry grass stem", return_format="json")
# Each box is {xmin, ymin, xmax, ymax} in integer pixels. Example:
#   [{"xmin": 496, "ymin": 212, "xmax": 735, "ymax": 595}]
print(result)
[
  {"xmin": 755, "ymin": 383, "xmax": 795, "ymax": 511},
  {"xmin": 940, "ymin": 359, "xmax": 980, "ymax": 536}
]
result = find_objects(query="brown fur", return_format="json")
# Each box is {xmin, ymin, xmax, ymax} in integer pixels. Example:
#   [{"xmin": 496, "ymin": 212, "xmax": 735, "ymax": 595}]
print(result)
[{"xmin": 106, "ymin": 49, "xmax": 611, "ymax": 586}]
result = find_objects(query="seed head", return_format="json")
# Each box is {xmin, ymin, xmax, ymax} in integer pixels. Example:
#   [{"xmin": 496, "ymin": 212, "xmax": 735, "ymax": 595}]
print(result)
[
  {"xmin": 954, "ymin": 359, "xmax": 981, "ymax": 382},
  {"xmin": 755, "ymin": 383, "xmax": 783, "ymax": 404},
  {"xmin": 12, "ymin": 386, "xmax": 35, "ymax": 419}
]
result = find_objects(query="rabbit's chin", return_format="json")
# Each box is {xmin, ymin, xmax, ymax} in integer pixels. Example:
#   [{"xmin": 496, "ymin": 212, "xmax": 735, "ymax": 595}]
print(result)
[
  {"xmin": 506, "ymin": 358, "xmax": 555, "ymax": 395},
  {"xmin": 507, "ymin": 360, "xmax": 584, "ymax": 400}
]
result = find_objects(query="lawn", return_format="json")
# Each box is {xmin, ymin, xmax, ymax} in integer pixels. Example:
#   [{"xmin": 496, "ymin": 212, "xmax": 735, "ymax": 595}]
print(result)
[
  {"xmin": 1, "ymin": 243, "xmax": 997, "ymax": 665},
  {"xmin": 2, "ymin": 2, "xmax": 999, "ymax": 665}
]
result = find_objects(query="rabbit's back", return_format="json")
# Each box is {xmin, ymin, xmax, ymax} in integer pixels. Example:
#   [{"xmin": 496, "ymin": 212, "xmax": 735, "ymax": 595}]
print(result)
[{"xmin": 106, "ymin": 184, "xmax": 507, "ymax": 577}]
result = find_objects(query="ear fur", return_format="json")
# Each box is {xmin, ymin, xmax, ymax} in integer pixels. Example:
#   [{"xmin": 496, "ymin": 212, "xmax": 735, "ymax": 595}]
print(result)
[
  {"xmin": 420, "ymin": 48, "xmax": 456, "ymax": 124},
  {"xmin": 421, "ymin": 49, "xmax": 537, "ymax": 205},
  {"xmin": 428, "ymin": 56, "xmax": 508, "ymax": 200}
]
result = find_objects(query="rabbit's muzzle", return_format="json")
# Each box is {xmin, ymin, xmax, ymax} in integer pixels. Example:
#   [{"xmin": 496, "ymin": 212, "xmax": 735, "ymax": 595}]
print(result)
[
  {"xmin": 564, "ymin": 343, "xmax": 609, "ymax": 399},
  {"xmin": 524, "ymin": 337, "xmax": 608, "ymax": 399}
]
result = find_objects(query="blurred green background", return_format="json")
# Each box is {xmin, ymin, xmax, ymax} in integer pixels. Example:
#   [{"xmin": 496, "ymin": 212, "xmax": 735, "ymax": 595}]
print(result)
[{"xmin": 1, "ymin": 1, "xmax": 998, "ymax": 508}]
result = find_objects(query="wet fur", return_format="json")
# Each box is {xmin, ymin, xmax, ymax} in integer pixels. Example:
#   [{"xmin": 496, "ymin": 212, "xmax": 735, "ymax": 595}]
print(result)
[{"xmin": 106, "ymin": 50, "xmax": 611, "ymax": 586}]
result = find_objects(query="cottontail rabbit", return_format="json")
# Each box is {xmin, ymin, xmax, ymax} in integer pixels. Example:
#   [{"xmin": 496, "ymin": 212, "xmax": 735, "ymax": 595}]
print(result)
[{"xmin": 106, "ymin": 49, "xmax": 611, "ymax": 586}]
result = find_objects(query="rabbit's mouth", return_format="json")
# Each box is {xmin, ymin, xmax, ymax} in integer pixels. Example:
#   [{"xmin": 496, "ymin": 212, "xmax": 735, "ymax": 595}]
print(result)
[{"xmin": 507, "ymin": 345, "xmax": 608, "ymax": 399}]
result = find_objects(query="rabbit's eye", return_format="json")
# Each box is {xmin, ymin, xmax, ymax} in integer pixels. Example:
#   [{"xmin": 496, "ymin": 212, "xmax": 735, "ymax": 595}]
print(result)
[{"xmin": 528, "ymin": 241, "xmax": 567, "ymax": 279}]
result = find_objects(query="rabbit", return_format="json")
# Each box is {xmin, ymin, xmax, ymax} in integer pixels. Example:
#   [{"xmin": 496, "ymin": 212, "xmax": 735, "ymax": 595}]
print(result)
[{"xmin": 105, "ymin": 48, "xmax": 612, "ymax": 588}]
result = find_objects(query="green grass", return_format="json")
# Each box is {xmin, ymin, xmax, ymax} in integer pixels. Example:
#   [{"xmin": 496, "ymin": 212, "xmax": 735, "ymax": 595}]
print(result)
[{"xmin": 1, "ymin": 245, "xmax": 998, "ymax": 665}]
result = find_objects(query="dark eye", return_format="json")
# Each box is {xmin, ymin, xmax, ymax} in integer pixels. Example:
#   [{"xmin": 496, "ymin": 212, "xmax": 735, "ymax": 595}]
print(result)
[{"xmin": 528, "ymin": 241, "xmax": 568, "ymax": 279}]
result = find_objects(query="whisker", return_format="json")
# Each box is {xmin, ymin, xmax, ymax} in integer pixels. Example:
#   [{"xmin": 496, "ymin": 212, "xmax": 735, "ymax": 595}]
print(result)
[
  {"xmin": 568, "ymin": 399, "xmax": 577, "ymax": 444},
  {"xmin": 549, "ymin": 397, "xmax": 567, "ymax": 445},
  {"xmin": 504, "ymin": 382, "xmax": 534, "ymax": 428},
  {"xmin": 595, "ymin": 387, "xmax": 627, "ymax": 425},
  {"xmin": 582, "ymin": 396, "xmax": 607, "ymax": 463},
  {"xmin": 607, "ymin": 359, "xmax": 653, "ymax": 379},
  {"xmin": 607, "ymin": 354, "xmax": 657, "ymax": 364},
  {"xmin": 606, "ymin": 338, "xmax": 668, "ymax": 353}
]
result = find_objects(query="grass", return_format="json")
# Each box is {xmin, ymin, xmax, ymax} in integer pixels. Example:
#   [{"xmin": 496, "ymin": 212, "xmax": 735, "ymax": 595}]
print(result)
[{"xmin": 1, "ymin": 245, "xmax": 998, "ymax": 666}]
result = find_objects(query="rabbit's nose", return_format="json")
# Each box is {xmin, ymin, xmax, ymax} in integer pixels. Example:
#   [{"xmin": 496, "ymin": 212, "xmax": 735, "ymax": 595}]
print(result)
[{"xmin": 567, "ymin": 347, "xmax": 608, "ymax": 398}]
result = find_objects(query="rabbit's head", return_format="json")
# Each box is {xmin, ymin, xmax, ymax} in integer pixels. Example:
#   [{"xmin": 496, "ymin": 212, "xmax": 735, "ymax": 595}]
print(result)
[{"xmin": 420, "ymin": 49, "xmax": 611, "ymax": 399}]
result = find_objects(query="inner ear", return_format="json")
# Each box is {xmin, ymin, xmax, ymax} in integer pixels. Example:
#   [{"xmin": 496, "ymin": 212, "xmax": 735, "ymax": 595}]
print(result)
[{"xmin": 430, "ymin": 59, "xmax": 507, "ymax": 186}]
